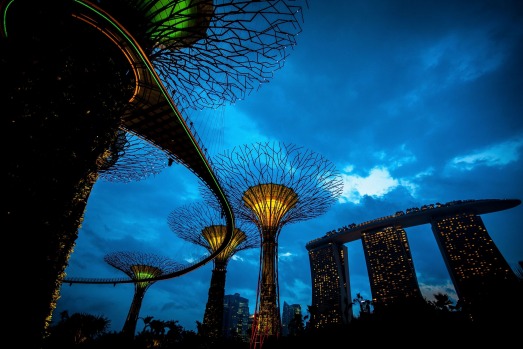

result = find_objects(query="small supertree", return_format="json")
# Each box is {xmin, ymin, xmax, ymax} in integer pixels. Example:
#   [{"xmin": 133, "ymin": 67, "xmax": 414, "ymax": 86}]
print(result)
[
  {"xmin": 211, "ymin": 141, "xmax": 344, "ymax": 347},
  {"xmin": 104, "ymin": 251, "xmax": 183, "ymax": 339},
  {"xmin": 167, "ymin": 200, "xmax": 259, "ymax": 340}
]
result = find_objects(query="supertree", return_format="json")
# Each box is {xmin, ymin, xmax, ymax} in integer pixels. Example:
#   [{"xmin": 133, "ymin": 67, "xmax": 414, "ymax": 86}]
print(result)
[
  {"xmin": 101, "ymin": 0, "xmax": 310, "ymax": 181},
  {"xmin": 78, "ymin": 0, "xmax": 309, "ymax": 182},
  {"xmin": 104, "ymin": 251, "xmax": 183, "ymax": 339},
  {"xmin": 211, "ymin": 141, "xmax": 344, "ymax": 348},
  {"xmin": 167, "ymin": 200, "xmax": 259, "ymax": 340},
  {"xmin": 2, "ymin": 1, "xmax": 307, "ymax": 346},
  {"xmin": 95, "ymin": 0, "xmax": 308, "ymax": 114}
]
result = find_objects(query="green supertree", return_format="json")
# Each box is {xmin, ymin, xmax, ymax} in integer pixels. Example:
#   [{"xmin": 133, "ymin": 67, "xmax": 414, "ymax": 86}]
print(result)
[{"xmin": 104, "ymin": 251, "xmax": 183, "ymax": 339}]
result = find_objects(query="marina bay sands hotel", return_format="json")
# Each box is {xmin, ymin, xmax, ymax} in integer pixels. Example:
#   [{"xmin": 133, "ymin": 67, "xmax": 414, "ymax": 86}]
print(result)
[{"xmin": 306, "ymin": 198, "xmax": 521, "ymax": 329}]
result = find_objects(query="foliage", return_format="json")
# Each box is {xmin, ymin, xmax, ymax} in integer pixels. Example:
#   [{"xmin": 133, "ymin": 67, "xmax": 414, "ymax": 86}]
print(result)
[{"xmin": 44, "ymin": 311, "xmax": 111, "ymax": 347}]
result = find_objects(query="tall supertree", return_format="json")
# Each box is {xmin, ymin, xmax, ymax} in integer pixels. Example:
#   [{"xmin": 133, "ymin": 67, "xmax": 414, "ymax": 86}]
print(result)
[
  {"xmin": 2, "ymin": 1, "xmax": 307, "ymax": 346},
  {"xmin": 167, "ymin": 201, "xmax": 259, "ymax": 340},
  {"xmin": 211, "ymin": 141, "xmax": 344, "ymax": 347},
  {"xmin": 101, "ymin": 0, "xmax": 312, "ymax": 180},
  {"xmin": 104, "ymin": 251, "xmax": 183, "ymax": 339},
  {"xmin": 96, "ymin": 0, "xmax": 308, "ymax": 114}
]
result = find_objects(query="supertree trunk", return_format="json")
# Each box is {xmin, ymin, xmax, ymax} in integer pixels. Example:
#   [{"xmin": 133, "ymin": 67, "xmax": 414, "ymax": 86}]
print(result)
[
  {"xmin": 4, "ymin": 4, "xmax": 133, "ymax": 347},
  {"xmin": 257, "ymin": 235, "xmax": 280, "ymax": 338},
  {"xmin": 202, "ymin": 262, "xmax": 228, "ymax": 339},
  {"xmin": 122, "ymin": 287, "xmax": 147, "ymax": 339}
]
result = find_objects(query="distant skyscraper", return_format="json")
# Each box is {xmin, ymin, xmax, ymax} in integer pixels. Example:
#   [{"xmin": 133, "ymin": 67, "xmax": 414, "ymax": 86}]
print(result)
[
  {"xmin": 431, "ymin": 212, "xmax": 520, "ymax": 321},
  {"xmin": 361, "ymin": 226, "xmax": 423, "ymax": 310},
  {"xmin": 223, "ymin": 293, "xmax": 251, "ymax": 341},
  {"xmin": 307, "ymin": 243, "xmax": 352, "ymax": 329},
  {"xmin": 281, "ymin": 302, "xmax": 302, "ymax": 336}
]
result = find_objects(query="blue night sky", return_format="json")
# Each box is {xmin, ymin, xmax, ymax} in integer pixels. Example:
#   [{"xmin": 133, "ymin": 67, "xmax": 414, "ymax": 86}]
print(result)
[{"xmin": 54, "ymin": 0, "xmax": 523, "ymax": 334}]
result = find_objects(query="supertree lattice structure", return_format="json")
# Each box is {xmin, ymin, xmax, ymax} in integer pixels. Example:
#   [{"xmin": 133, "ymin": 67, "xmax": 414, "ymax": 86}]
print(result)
[
  {"xmin": 167, "ymin": 200, "xmax": 259, "ymax": 340},
  {"xmin": 98, "ymin": 0, "xmax": 308, "ymax": 113},
  {"xmin": 97, "ymin": 130, "xmax": 171, "ymax": 183},
  {"xmin": 104, "ymin": 251, "xmax": 183, "ymax": 339},
  {"xmin": 99, "ymin": 0, "xmax": 310, "ymax": 181},
  {"xmin": 211, "ymin": 141, "xmax": 344, "ymax": 348}
]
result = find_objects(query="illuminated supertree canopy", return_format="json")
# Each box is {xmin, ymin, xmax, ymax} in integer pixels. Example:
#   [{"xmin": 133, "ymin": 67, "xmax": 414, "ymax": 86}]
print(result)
[
  {"xmin": 167, "ymin": 200, "xmax": 259, "ymax": 339},
  {"xmin": 211, "ymin": 141, "xmax": 344, "ymax": 343},
  {"xmin": 213, "ymin": 142, "xmax": 344, "ymax": 232},
  {"xmin": 98, "ymin": 0, "xmax": 309, "ymax": 182},
  {"xmin": 98, "ymin": 0, "xmax": 309, "ymax": 113},
  {"xmin": 104, "ymin": 251, "xmax": 183, "ymax": 339}
]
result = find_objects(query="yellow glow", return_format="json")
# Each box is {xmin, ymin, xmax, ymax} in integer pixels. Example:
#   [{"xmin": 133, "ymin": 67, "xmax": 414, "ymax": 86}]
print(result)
[
  {"xmin": 202, "ymin": 226, "xmax": 246, "ymax": 263},
  {"xmin": 131, "ymin": 265, "xmax": 162, "ymax": 288},
  {"xmin": 243, "ymin": 183, "xmax": 298, "ymax": 229}
]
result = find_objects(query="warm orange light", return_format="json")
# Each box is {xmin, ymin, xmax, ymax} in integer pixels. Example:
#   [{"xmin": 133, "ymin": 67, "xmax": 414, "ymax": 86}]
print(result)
[
  {"xmin": 202, "ymin": 225, "xmax": 246, "ymax": 263},
  {"xmin": 242, "ymin": 183, "xmax": 298, "ymax": 229}
]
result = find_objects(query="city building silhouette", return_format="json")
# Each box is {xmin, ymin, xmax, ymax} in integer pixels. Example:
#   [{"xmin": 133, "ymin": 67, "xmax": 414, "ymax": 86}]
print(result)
[
  {"xmin": 307, "ymin": 244, "xmax": 353, "ymax": 329},
  {"xmin": 431, "ymin": 212, "xmax": 521, "ymax": 322},
  {"xmin": 361, "ymin": 226, "xmax": 424, "ymax": 310},
  {"xmin": 223, "ymin": 293, "xmax": 251, "ymax": 341},
  {"xmin": 281, "ymin": 302, "xmax": 302, "ymax": 336},
  {"xmin": 306, "ymin": 198, "xmax": 522, "ymax": 329}
]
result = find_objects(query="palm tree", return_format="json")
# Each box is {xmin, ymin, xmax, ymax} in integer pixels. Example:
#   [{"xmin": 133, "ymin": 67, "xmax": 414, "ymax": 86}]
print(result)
[
  {"xmin": 149, "ymin": 320, "xmax": 167, "ymax": 336},
  {"xmin": 353, "ymin": 293, "xmax": 373, "ymax": 316},
  {"xmin": 138, "ymin": 315, "xmax": 154, "ymax": 334},
  {"xmin": 429, "ymin": 292, "xmax": 453, "ymax": 312},
  {"xmin": 46, "ymin": 311, "xmax": 110, "ymax": 346}
]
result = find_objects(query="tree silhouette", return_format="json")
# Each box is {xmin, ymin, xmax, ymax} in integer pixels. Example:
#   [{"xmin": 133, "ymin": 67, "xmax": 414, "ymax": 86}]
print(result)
[
  {"xmin": 138, "ymin": 315, "xmax": 155, "ymax": 334},
  {"xmin": 287, "ymin": 313, "xmax": 305, "ymax": 337},
  {"xmin": 353, "ymin": 293, "xmax": 373, "ymax": 317},
  {"xmin": 429, "ymin": 292, "xmax": 453, "ymax": 312},
  {"xmin": 45, "ymin": 311, "xmax": 111, "ymax": 347}
]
